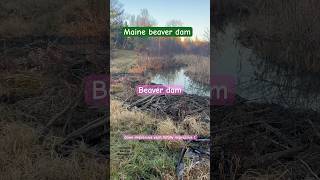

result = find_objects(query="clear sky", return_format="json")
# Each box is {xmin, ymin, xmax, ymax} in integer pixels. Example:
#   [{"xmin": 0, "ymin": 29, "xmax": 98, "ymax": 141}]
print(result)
[{"xmin": 119, "ymin": 0, "xmax": 210, "ymax": 40}]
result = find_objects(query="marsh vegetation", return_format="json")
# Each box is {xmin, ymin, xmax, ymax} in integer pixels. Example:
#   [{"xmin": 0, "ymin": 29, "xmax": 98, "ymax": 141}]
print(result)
[
  {"xmin": 0, "ymin": 0, "xmax": 108, "ymax": 179},
  {"xmin": 212, "ymin": 0, "xmax": 320, "ymax": 179}
]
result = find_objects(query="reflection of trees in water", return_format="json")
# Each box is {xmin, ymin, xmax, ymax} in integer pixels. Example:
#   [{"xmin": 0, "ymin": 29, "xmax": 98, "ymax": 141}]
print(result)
[
  {"xmin": 157, "ymin": 69, "xmax": 180, "ymax": 84},
  {"xmin": 151, "ymin": 68, "xmax": 182, "ymax": 84},
  {"xmin": 238, "ymin": 0, "xmax": 320, "ymax": 74},
  {"xmin": 243, "ymin": 56, "xmax": 320, "ymax": 110},
  {"xmin": 234, "ymin": 0, "xmax": 320, "ymax": 110},
  {"xmin": 150, "ymin": 68, "xmax": 210, "ymax": 97}
]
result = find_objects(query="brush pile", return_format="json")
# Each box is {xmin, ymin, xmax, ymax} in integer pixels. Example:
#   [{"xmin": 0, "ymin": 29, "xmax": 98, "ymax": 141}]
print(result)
[
  {"xmin": 123, "ymin": 93, "xmax": 210, "ymax": 121},
  {"xmin": 212, "ymin": 101, "xmax": 320, "ymax": 179},
  {"xmin": 0, "ymin": 37, "xmax": 108, "ymax": 156}
]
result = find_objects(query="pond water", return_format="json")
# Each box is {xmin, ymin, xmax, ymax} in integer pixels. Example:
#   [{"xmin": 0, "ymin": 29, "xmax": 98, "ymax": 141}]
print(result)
[{"xmin": 150, "ymin": 67, "xmax": 211, "ymax": 97}]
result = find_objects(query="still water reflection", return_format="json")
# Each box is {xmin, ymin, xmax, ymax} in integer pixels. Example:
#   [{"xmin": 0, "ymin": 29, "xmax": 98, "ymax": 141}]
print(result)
[
  {"xmin": 150, "ymin": 68, "xmax": 210, "ymax": 97},
  {"xmin": 213, "ymin": 23, "xmax": 320, "ymax": 110}
]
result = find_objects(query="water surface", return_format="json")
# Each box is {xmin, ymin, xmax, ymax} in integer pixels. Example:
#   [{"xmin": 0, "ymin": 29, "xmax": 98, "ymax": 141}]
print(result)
[{"xmin": 150, "ymin": 68, "xmax": 210, "ymax": 97}]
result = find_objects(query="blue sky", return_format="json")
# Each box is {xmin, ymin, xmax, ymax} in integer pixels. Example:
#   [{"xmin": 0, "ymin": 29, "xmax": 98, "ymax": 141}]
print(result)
[{"xmin": 119, "ymin": 0, "xmax": 210, "ymax": 40}]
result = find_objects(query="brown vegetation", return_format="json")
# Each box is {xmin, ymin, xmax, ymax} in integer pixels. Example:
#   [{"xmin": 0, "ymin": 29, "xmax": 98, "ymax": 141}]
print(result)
[
  {"xmin": 238, "ymin": 0, "xmax": 320, "ymax": 73},
  {"xmin": 0, "ymin": 122, "xmax": 107, "ymax": 180},
  {"xmin": 0, "ymin": 0, "xmax": 109, "ymax": 175},
  {"xmin": 129, "ymin": 55, "xmax": 184, "ymax": 74},
  {"xmin": 176, "ymin": 55, "xmax": 210, "ymax": 85},
  {"xmin": 110, "ymin": 99, "xmax": 209, "ymax": 179},
  {"xmin": 212, "ymin": 98, "xmax": 320, "ymax": 179},
  {"xmin": 0, "ymin": 0, "xmax": 106, "ymax": 38}
]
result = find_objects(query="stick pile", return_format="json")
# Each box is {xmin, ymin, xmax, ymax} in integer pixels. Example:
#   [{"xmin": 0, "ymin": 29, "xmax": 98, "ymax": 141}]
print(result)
[
  {"xmin": 123, "ymin": 94, "xmax": 210, "ymax": 121},
  {"xmin": 212, "ymin": 101, "xmax": 320, "ymax": 179}
]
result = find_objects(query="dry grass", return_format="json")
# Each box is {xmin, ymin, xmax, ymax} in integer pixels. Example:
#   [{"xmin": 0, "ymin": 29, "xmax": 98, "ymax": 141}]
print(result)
[
  {"xmin": 0, "ymin": 72, "xmax": 47, "ymax": 98},
  {"xmin": 110, "ymin": 100, "xmax": 157, "ymax": 134},
  {"xmin": 239, "ymin": 0, "xmax": 320, "ymax": 73},
  {"xmin": 174, "ymin": 55, "xmax": 200, "ymax": 65},
  {"xmin": 0, "ymin": 0, "xmax": 106, "ymax": 38},
  {"xmin": 183, "ymin": 158, "xmax": 210, "ymax": 180},
  {"xmin": 110, "ymin": 100, "xmax": 210, "ymax": 179},
  {"xmin": 128, "ymin": 65, "xmax": 146, "ymax": 74},
  {"xmin": 110, "ymin": 100, "xmax": 176, "ymax": 179},
  {"xmin": 157, "ymin": 119, "xmax": 178, "ymax": 135},
  {"xmin": 111, "ymin": 49, "xmax": 138, "ymax": 74},
  {"xmin": 180, "ymin": 116, "xmax": 210, "ymax": 137},
  {"xmin": 0, "ymin": 122, "xmax": 107, "ymax": 180},
  {"xmin": 176, "ymin": 55, "xmax": 210, "ymax": 85},
  {"xmin": 59, "ymin": 1, "xmax": 107, "ymax": 38},
  {"xmin": 157, "ymin": 119, "xmax": 184, "ymax": 150},
  {"xmin": 110, "ymin": 83, "xmax": 124, "ymax": 94},
  {"xmin": 129, "ymin": 55, "xmax": 181, "ymax": 74}
]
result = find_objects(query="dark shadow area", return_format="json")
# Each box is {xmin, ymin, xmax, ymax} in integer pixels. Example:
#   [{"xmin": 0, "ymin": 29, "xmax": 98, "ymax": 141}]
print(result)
[
  {"xmin": 0, "ymin": 1, "xmax": 109, "ymax": 179},
  {"xmin": 211, "ymin": 0, "xmax": 320, "ymax": 179}
]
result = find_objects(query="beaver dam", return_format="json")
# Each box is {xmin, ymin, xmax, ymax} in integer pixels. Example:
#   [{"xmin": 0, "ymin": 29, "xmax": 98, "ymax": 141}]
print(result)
[
  {"xmin": 114, "ymin": 79, "xmax": 320, "ymax": 179},
  {"xmin": 211, "ymin": 101, "xmax": 320, "ymax": 179},
  {"xmin": 123, "ymin": 93, "xmax": 210, "ymax": 121}
]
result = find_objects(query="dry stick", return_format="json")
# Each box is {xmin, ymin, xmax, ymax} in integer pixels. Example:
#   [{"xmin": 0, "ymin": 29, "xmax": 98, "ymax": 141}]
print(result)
[
  {"xmin": 299, "ymin": 159, "xmax": 320, "ymax": 180},
  {"xmin": 141, "ymin": 95, "xmax": 156, "ymax": 109},
  {"xmin": 14, "ymin": 108, "xmax": 38, "ymax": 121},
  {"xmin": 260, "ymin": 135, "xmax": 319, "ymax": 179},
  {"xmin": 243, "ymin": 145, "xmax": 307, "ymax": 168},
  {"xmin": 128, "ymin": 95, "xmax": 153, "ymax": 108},
  {"xmin": 211, "ymin": 121, "xmax": 263, "ymax": 135},
  {"xmin": 246, "ymin": 107, "xmax": 271, "ymax": 115},
  {"xmin": 186, "ymin": 107, "xmax": 206, "ymax": 115},
  {"xmin": 45, "ymin": 90, "xmax": 82, "ymax": 128},
  {"xmin": 261, "ymin": 122, "xmax": 296, "ymax": 147},
  {"xmin": 122, "ymin": 96, "xmax": 131, "ymax": 104},
  {"xmin": 63, "ymin": 116, "xmax": 106, "ymax": 142},
  {"xmin": 62, "ymin": 113, "xmax": 72, "ymax": 135},
  {"xmin": 260, "ymin": 134, "xmax": 290, "ymax": 150},
  {"xmin": 45, "ymin": 79, "xmax": 84, "ymax": 128}
]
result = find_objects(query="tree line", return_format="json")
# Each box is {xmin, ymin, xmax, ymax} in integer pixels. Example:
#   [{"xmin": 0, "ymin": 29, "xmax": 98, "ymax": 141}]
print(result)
[{"xmin": 111, "ymin": 0, "xmax": 209, "ymax": 57}]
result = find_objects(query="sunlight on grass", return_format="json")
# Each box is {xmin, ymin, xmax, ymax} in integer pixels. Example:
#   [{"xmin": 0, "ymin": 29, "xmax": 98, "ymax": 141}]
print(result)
[
  {"xmin": 111, "ymin": 49, "xmax": 138, "ymax": 74},
  {"xmin": 110, "ymin": 100, "xmax": 210, "ymax": 179},
  {"xmin": 110, "ymin": 100, "xmax": 178, "ymax": 179},
  {"xmin": 0, "ymin": 122, "xmax": 107, "ymax": 180}
]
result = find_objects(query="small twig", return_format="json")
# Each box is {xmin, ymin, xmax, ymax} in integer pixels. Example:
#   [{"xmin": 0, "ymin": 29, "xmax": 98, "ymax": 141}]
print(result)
[
  {"xmin": 63, "ymin": 116, "xmax": 106, "ymax": 143},
  {"xmin": 45, "ymin": 86, "xmax": 82, "ymax": 128},
  {"xmin": 45, "ymin": 97, "xmax": 77, "ymax": 128},
  {"xmin": 244, "ymin": 145, "xmax": 307, "ymax": 168},
  {"xmin": 62, "ymin": 113, "xmax": 72, "ymax": 135},
  {"xmin": 266, "ymin": 136, "xmax": 319, "ymax": 179},
  {"xmin": 299, "ymin": 159, "xmax": 320, "ymax": 180},
  {"xmin": 261, "ymin": 122, "xmax": 296, "ymax": 147}
]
